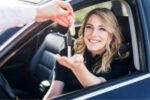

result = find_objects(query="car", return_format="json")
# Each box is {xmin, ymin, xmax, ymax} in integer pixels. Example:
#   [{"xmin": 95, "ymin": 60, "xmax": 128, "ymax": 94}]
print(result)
[{"xmin": 0, "ymin": 0, "xmax": 150, "ymax": 99}]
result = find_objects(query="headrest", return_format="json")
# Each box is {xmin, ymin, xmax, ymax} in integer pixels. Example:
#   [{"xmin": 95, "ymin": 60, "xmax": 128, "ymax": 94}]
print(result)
[
  {"xmin": 117, "ymin": 16, "xmax": 131, "ymax": 43},
  {"xmin": 44, "ymin": 33, "xmax": 65, "ymax": 54}
]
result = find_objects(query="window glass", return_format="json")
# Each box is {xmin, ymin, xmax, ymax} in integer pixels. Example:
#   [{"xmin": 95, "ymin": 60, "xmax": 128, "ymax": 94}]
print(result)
[
  {"xmin": 0, "ymin": 27, "xmax": 21, "ymax": 47},
  {"xmin": 74, "ymin": 1, "xmax": 128, "ymax": 25}
]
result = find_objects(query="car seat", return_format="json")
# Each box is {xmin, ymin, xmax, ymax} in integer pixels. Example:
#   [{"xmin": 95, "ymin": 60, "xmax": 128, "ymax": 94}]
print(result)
[
  {"xmin": 116, "ymin": 16, "xmax": 137, "ymax": 73},
  {"xmin": 28, "ymin": 33, "xmax": 65, "ymax": 98}
]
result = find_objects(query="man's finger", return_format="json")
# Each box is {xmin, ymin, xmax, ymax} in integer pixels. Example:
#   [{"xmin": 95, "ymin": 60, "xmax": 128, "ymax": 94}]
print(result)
[
  {"xmin": 57, "ymin": 0, "xmax": 73, "ymax": 14},
  {"xmin": 51, "ymin": 18, "xmax": 69, "ymax": 27}
]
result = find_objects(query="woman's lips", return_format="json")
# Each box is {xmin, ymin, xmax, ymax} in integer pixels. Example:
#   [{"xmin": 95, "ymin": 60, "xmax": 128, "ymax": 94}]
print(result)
[{"xmin": 88, "ymin": 39, "xmax": 101, "ymax": 44}]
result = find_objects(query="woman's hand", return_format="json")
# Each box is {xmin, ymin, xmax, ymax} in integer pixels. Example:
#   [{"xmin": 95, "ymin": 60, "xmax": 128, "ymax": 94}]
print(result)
[
  {"xmin": 55, "ymin": 54, "xmax": 85, "ymax": 71},
  {"xmin": 55, "ymin": 54, "xmax": 106, "ymax": 87}
]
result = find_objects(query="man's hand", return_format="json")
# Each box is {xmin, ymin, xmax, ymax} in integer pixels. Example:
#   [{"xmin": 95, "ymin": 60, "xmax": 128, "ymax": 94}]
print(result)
[{"xmin": 36, "ymin": 0, "xmax": 73, "ymax": 27}]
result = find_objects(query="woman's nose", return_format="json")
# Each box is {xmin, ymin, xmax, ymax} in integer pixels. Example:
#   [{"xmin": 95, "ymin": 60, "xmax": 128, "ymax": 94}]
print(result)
[{"xmin": 91, "ymin": 29, "xmax": 98, "ymax": 36}]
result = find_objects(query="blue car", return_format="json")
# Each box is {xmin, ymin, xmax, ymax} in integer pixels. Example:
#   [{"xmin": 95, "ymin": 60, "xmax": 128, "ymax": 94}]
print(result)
[{"xmin": 0, "ymin": 0, "xmax": 150, "ymax": 99}]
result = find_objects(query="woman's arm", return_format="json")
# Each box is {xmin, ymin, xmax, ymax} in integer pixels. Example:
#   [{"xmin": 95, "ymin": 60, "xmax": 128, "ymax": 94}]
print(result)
[
  {"xmin": 72, "ymin": 64, "xmax": 106, "ymax": 87},
  {"xmin": 43, "ymin": 80, "xmax": 64, "ymax": 100},
  {"xmin": 56, "ymin": 54, "xmax": 106, "ymax": 87}
]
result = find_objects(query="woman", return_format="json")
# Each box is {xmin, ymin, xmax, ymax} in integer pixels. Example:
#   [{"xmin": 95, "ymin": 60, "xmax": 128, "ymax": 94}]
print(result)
[{"xmin": 43, "ymin": 8, "xmax": 130, "ymax": 100}]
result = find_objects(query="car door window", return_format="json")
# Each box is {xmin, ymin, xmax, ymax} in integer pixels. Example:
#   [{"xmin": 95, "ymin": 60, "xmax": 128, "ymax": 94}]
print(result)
[
  {"xmin": 75, "ymin": 1, "xmax": 128, "ymax": 25},
  {"xmin": 74, "ymin": 0, "xmax": 140, "ymax": 71},
  {"xmin": 0, "ymin": 27, "xmax": 22, "ymax": 46}
]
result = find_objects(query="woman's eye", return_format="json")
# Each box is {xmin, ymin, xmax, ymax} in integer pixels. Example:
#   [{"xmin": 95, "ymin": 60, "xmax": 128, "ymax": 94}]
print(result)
[
  {"xmin": 85, "ymin": 26, "xmax": 92, "ymax": 29},
  {"xmin": 99, "ymin": 27, "xmax": 106, "ymax": 31}
]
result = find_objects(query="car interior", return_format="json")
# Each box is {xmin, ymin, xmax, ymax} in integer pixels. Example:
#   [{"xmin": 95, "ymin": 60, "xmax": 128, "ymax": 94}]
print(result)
[{"xmin": 0, "ymin": 0, "xmax": 139, "ymax": 99}]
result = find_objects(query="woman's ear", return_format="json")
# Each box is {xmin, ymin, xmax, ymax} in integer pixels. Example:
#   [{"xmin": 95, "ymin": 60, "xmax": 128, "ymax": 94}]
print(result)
[
  {"xmin": 110, "ymin": 35, "xmax": 115, "ymax": 48},
  {"xmin": 106, "ymin": 35, "xmax": 113, "ymax": 48}
]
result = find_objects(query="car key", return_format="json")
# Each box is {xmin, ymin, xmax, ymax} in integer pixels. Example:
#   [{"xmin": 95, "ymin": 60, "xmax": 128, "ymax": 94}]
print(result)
[
  {"xmin": 67, "ymin": 31, "xmax": 72, "ymax": 57},
  {"xmin": 67, "ymin": 18, "xmax": 75, "ymax": 57}
]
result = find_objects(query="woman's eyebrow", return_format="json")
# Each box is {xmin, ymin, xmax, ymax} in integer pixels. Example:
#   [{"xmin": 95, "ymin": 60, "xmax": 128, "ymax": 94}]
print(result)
[
  {"xmin": 86, "ymin": 23, "xmax": 104, "ymax": 27},
  {"xmin": 86, "ymin": 23, "xmax": 93, "ymax": 26}
]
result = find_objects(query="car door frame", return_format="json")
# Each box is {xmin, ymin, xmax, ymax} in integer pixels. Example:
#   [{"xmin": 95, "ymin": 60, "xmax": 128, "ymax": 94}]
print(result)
[{"xmin": 53, "ymin": 0, "xmax": 150, "ymax": 99}]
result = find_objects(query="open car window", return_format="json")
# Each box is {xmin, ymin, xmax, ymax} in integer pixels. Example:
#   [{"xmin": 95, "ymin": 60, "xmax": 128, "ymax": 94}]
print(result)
[
  {"xmin": 74, "ymin": 0, "xmax": 141, "ymax": 71},
  {"xmin": 55, "ymin": 0, "xmax": 142, "ymax": 99}
]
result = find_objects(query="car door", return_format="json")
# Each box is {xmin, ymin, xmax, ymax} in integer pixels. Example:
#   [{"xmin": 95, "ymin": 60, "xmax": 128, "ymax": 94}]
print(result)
[{"xmin": 52, "ymin": 0, "xmax": 150, "ymax": 99}]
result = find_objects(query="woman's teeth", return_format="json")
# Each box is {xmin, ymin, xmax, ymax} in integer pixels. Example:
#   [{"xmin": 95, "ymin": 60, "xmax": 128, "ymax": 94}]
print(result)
[{"xmin": 89, "ymin": 39, "xmax": 100, "ymax": 43}]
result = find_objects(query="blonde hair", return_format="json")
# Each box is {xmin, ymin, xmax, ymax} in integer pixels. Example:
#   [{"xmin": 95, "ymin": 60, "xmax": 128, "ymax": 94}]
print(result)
[{"xmin": 74, "ymin": 8, "xmax": 122, "ymax": 74}]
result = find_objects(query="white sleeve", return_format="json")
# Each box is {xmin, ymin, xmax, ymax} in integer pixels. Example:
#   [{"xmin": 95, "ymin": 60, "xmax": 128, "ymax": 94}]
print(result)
[{"xmin": 0, "ymin": 4, "xmax": 37, "ymax": 30}]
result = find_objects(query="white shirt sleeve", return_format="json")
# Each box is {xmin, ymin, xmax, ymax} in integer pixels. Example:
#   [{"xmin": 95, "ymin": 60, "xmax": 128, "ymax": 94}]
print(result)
[{"xmin": 0, "ymin": 4, "xmax": 37, "ymax": 30}]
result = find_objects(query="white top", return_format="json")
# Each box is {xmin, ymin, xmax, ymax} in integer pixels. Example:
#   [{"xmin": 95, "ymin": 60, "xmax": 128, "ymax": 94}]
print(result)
[{"xmin": 0, "ymin": 3, "xmax": 37, "ymax": 30}]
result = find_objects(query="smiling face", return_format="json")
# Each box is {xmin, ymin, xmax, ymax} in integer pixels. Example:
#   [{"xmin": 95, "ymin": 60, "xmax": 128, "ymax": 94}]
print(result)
[
  {"xmin": 74, "ymin": 8, "xmax": 122, "ymax": 73},
  {"xmin": 84, "ymin": 14, "xmax": 109, "ymax": 56}
]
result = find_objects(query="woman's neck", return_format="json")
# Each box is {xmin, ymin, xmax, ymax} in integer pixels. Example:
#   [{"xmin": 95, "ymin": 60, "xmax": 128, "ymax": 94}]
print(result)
[{"xmin": 91, "ymin": 48, "xmax": 106, "ymax": 57}]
